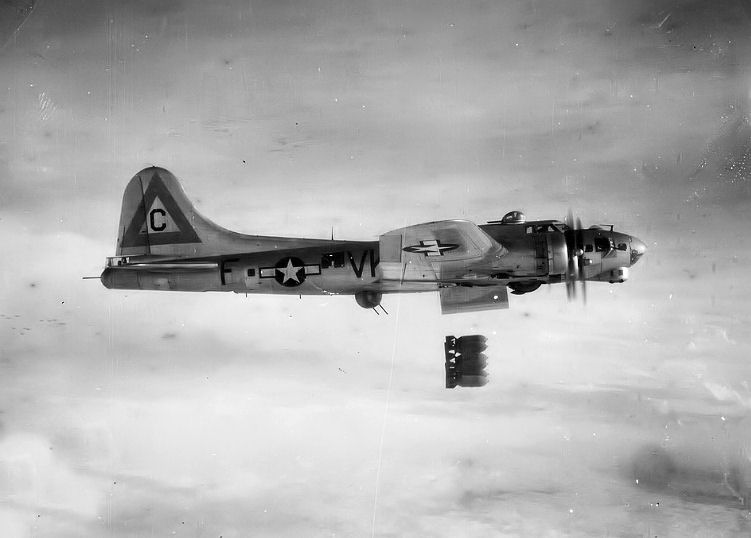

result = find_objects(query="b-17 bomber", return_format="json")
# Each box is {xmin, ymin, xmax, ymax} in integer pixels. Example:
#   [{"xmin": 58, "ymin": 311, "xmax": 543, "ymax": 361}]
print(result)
[{"xmin": 101, "ymin": 167, "xmax": 647, "ymax": 314}]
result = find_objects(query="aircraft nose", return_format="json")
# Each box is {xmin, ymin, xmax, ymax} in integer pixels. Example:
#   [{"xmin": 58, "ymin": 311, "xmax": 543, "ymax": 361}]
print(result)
[{"xmin": 630, "ymin": 237, "xmax": 647, "ymax": 265}]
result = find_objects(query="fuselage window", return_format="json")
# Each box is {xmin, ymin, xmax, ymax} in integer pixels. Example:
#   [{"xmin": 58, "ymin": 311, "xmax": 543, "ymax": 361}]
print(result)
[
  {"xmin": 322, "ymin": 252, "xmax": 345, "ymax": 268},
  {"xmin": 247, "ymin": 268, "xmax": 256, "ymax": 277}
]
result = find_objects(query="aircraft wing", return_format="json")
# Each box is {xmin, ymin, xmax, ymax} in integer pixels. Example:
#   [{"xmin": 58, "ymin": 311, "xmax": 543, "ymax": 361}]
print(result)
[{"xmin": 378, "ymin": 220, "xmax": 506, "ymax": 282}]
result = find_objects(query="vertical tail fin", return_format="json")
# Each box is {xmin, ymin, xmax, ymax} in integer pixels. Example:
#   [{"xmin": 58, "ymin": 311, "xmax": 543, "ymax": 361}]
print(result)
[
  {"xmin": 115, "ymin": 166, "xmax": 337, "ymax": 259},
  {"xmin": 116, "ymin": 167, "xmax": 207, "ymax": 257}
]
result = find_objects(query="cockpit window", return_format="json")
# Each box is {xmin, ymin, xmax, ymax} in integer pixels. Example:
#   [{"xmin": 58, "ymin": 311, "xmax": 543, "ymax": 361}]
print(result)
[
  {"xmin": 617, "ymin": 243, "xmax": 628, "ymax": 251},
  {"xmin": 594, "ymin": 237, "xmax": 612, "ymax": 252},
  {"xmin": 585, "ymin": 244, "xmax": 593, "ymax": 253},
  {"xmin": 526, "ymin": 223, "xmax": 560, "ymax": 234}
]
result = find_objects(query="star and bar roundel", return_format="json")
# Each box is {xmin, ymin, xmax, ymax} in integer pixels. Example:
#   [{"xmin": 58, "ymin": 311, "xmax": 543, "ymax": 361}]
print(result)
[
  {"xmin": 402, "ymin": 239, "xmax": 459, "ymax": 257},
  {"xmin": 259, "ymin": 257, "xmax": 321, "ymax": 287},
  {"xmin": 274, "ymin": 257, "xmax": 305, "ymax": 287}
]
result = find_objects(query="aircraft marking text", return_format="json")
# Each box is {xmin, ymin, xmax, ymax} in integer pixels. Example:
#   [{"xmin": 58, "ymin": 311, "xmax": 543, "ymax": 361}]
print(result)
[
  {"xmin": 150, "ymin": 209, "xmax": 167, "ymax": 231},
  {"xmin": 347, "ymin": 249, "xmax": 379, "ymax": 278}
]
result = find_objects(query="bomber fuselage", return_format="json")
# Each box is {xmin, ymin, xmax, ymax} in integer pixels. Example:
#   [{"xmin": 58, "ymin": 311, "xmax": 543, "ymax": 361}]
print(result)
[
  {"xmin": 102, "ymin": 221, "xmax": 643, "ymax": 295},
  {"xmin": 101, "ymin": 167, "xmax": 646, "ymax": 312}
]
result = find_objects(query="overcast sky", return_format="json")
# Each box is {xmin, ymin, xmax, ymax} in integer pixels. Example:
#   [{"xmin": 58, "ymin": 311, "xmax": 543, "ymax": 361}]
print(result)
[{"xmin": 2, "ymin": 0, "xmax": 751, "ymax": 536}]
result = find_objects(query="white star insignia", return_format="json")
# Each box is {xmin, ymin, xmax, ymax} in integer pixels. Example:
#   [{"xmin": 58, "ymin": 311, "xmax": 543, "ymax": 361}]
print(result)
[
  {"xmin": 277, "ymin": 258, "xmax": 303, "ymax": 283},
  {"xmin": 411, "ymin": 241, "xmax": 443, "ymax": 255},
  {"xmin": 403, "ymin": 240, "xmax": 458, "ymax": 256}
]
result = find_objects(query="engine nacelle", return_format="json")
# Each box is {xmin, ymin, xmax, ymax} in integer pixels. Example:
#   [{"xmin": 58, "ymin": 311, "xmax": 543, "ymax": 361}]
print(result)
[{"xmin": 355, "ymin": 290, "xmax": 382, "ymax": 309}]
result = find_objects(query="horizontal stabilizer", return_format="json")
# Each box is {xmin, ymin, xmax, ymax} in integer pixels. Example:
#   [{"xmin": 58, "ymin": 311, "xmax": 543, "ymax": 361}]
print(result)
[{"xmin": 106, "ymin": 259, "xmax": 219, "ymax": 272}]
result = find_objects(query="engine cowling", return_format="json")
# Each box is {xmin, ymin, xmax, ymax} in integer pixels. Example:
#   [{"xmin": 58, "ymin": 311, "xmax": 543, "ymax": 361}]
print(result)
[{"xmin": 355, "ymin": 290, "xmax": 382, "ymax": 309}]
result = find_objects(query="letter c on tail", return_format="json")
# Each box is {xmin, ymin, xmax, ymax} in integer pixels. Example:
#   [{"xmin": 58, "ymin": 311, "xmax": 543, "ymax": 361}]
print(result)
[{"xmin": 149, "ymin": 209, "xmax": 167, "ymax": 231}]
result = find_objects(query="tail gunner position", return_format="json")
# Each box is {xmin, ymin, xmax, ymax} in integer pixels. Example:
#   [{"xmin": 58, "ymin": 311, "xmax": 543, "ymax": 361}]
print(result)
[{"xmin": 101, "ymin": 167, "xmax": 646, "ymax": 314}]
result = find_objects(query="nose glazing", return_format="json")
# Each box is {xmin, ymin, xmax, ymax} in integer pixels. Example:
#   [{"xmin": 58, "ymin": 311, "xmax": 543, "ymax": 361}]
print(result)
[{"xmin": 630, "ymin": 237, "xmax": 647, "ymax": 265}]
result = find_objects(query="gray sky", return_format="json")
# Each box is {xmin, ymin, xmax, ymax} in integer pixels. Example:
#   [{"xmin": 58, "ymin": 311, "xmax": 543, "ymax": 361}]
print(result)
[{"xmin": 2, "ymin": 0, "xmax": 751, "ymax": 536}]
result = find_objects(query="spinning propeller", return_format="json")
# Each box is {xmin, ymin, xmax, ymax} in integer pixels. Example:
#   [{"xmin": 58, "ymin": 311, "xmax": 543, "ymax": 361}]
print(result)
[{"xmin": 564, "ymin": 209, "xmax": 587, "ymax": 304}]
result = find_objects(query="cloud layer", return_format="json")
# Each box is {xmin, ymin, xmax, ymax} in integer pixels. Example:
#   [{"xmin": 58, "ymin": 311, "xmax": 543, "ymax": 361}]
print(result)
[{"xmin": 2, "ymin": 0, "xmax": 751, "ymax": 536}]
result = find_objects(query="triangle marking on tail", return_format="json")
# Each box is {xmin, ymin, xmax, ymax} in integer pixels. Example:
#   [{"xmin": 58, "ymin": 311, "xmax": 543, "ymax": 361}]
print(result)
[{"xmin": 121, "ymin": 170, "xmax": 201, "ymax": 248}]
